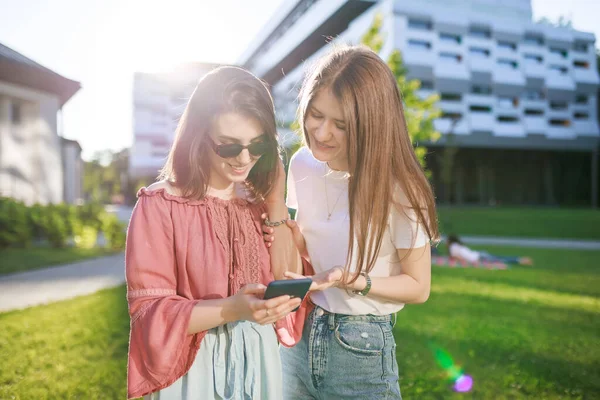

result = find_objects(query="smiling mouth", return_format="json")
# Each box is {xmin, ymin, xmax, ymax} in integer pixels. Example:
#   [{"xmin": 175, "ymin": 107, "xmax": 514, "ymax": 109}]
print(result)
[
  {"xmin": 228, "ymin": 163, "xmax": 250, "ymax": 173},
  {"xmin": 314, "ymin": 139, "xmax": 335, "ymax": 149}
]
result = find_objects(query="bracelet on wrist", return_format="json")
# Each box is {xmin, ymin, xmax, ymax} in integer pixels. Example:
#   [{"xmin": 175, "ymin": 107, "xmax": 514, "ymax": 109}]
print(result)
[
  {"xmin": 352, "ymin": 273, "xmax": 372, "ymax": 296},
  {"xmin": 264, "ymin": 216, "xmax": 289, "ymax": 227}
]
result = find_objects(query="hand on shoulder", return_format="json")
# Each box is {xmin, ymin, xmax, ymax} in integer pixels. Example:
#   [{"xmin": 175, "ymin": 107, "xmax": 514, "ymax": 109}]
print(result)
[{"xmin": 146, "ymin": 180, "xmax": 181, "ymax": 196}]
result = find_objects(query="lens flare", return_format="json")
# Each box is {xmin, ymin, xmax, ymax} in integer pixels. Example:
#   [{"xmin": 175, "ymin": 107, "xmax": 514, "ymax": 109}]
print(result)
[{"xmin": 429, "ymin": 343, "xmax": 474, "ymax": 393}]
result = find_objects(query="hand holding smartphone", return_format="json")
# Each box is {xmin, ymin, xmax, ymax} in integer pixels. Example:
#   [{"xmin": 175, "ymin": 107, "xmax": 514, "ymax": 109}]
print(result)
[{"xmin": 263, "ymin": 278, "xmax": 312, "ymax": 311}]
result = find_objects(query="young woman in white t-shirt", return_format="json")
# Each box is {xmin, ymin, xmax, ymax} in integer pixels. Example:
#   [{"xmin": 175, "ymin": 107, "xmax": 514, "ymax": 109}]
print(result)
[{"xmin": 262, "ymin": 45, "xmax": 440, "ymax": 399}]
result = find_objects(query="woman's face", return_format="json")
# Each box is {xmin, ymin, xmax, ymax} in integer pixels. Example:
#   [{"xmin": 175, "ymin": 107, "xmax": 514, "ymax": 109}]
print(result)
[
  {"xmin": 207, "ymin": 112, "xmax": 267, "ymax": 188},
  {"xmin": 304, "ymin": 88, "xmax": 349, "ymax": 171}
]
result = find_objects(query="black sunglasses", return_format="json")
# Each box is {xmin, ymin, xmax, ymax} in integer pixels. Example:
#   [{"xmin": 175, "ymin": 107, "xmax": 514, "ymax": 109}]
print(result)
[{"xmin": 209, "ymin": 137, "xmax": 271, "ymax": 158}]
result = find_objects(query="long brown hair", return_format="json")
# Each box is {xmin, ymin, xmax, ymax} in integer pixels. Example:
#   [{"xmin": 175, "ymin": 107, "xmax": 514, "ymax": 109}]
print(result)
[
  {"xmin": 298, "ymin": 45, "xmax": 440, "ymax": 282},
  {"xmin": 160, "ymin": 66, "xmax": 279, "ymax": 200}
]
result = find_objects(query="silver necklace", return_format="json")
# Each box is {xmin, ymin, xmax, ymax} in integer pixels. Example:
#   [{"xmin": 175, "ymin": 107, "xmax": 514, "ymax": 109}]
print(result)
[{"xmin": 324, "ymin": 172, "xmax": 345, "ymax": 221}]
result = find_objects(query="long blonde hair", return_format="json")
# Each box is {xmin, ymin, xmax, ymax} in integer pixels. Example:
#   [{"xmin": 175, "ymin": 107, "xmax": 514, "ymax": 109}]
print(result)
[
  {"xmin": 298, "ymin": 45, "xmax": 439, "ymax": 281},
  {"xmin": 160, "ymin": 66, "xmax": 279, "ymax": 200}
]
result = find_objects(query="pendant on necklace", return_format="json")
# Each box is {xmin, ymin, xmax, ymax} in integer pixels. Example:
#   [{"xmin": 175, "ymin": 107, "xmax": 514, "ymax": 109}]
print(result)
[{"xmin": 327, "ymin": 214, "xmax": 332, "ymax": 221}]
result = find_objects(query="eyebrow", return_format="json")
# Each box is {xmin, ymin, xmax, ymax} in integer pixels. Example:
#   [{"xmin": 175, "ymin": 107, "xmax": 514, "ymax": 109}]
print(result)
[
  {"xmin": 311, "ymin": 106, "xmax": 345, "ymax": 124},
  {"xmin": 216, "ymin": 134, "xmax": 267, "ymax": 143}
]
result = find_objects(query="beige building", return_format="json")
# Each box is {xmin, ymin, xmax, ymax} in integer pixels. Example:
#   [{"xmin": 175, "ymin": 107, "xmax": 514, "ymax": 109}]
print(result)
[{"xmin": 0, "ymin": 43, "xmax": 80, "ymax": 204}]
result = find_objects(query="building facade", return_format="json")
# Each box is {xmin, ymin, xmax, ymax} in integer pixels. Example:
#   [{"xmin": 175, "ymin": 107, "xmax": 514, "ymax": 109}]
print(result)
[
  {"xmin": 240, "ymin": 0, "xmax": 600, "ymax": 206},
  {"xmin": 130, "ymin": 63, "xmax": 220, "ymax": 179},
  {"xmin": 0, "ymin": 43, "xmax": 81, "ymax": 205}
]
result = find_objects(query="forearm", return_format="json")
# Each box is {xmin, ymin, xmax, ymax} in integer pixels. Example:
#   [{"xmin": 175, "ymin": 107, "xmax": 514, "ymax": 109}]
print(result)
[
  {"xmin": 187, "ymin": 297, "xmax": 237, "ymax": 334},
  {"xmin": 265, "ymin": 201, "xmax": 302, "ymax": 278},
  {"xmin": 349, "ymin": 273, "xmax": 430, "ymax": 304}
]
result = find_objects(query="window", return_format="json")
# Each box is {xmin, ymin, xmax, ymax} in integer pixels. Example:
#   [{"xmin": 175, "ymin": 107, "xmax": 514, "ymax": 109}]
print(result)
[
  {"xmin": 11, "ymin": 102, "xmax": 21, "ymax": 125},
  {"xmin": 573, "ymin": 60, "xmax": 589, "ymax": 69},
  {"xmin": 472, "ymin": 85, "xmax": 492, "ymax": 95},
  {"xmin": 440, "ymin": 33, "xmax": 461, "ymax": 44},
  {"xmin": 440, "ymin": 93, "xmax": 462, "ymax": 101},
  {"xmin": 497, "ymin": 115, "xmax": 519, "ymax": 122},
  {"xmin": 550, "ymin": 101, "xmax": 568, "ymax": 110},
  {"xmin": 420, "ymin": 80, "xmax": 434, "ymax": 90},
  {"xmin": 573, "ymin": 42, "xmax": 588, "ymax": 53},
  {"xmin": 469, "ymin": 26, "xmax": 491, "ymax": 39},
  {"xmin": 523, "ymin": 34, "xmax": 543, "ymax": 46},
  {"xmin": 575, "ymin": 95, "xmax": 589, "ymax": 104},
  {"xmin": 549, "ymin": 47, "xmax": 568, "ymax": 58},
  {"xmin": 440, "ymin": 52, "xmax": 462, "ymax": 62},
  {"xmin": 408, "ymin": 19, "xmax": 431, "ymax": 31},
  {"xmin": 470, "ymin": 105, "xmax": 492, "ymax": 112},
  {"xmin": 498, "ymin": 59, "xmax": 518, "ymax": 68},
  {"xmin": 498, "ymin": 97, "xmax": 517, "ymax": 108},
  {"xmin": 549, "ymin": 65, "xmax": 568, "ymax": 74},
  {"xmin": 524, "ymin": 109, "xmax": 544, "ymax": 116},
  {"xmin": 408, "ymin": 39, "xmax": 431, "ymax": 50},
  {"xmin": 498, "ymin": 41, "xmax": 517, "ymax": 51},
  {"xmin": 441, "ymin": 112, "xmax": 462, "ymax": 120},
  {"xmin": 549, "ymin": 119, "xmax": 571, "ymax": 127},
  {"xmin": 524, "ymin": 54, "xmax": 543, "ymax": 64},
  {"xmin": 574, "ymin": 112, "xmax": 589, "ymax": 119},
  {"xmin": 469, "ymin": 47, "xmax": 490, "ymax": 57},
  {"xmin": 523, "ymin": 90, "xmax": 544, "ymax": 100}
]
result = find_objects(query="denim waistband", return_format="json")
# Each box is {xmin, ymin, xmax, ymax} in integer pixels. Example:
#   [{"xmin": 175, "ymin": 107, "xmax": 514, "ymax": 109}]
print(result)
[{"xmin": 310, "ymin": 305, "xmax": 393, "ymax": 324}]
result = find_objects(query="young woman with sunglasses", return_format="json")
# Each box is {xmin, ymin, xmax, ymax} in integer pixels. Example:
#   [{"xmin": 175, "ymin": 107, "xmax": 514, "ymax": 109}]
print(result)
[
  {"xmin": 125, "ymin": 66, "xmax": 301, "ymax": 400},
  {"xmin": 264, "ymin": 45, "xmax": 440, "ymax": 399}
]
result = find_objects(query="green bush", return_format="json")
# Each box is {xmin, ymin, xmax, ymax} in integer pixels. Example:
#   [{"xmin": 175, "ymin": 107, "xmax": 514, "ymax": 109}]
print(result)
[
  {"xmin": 0, "ymin": 198, "xmax": 126, "ymax": 250},
  {"xmin": 0, "ymin": 197, "xmax": 32, "ymax": 248},
  {"xmin": 101, "ymin": 213, "xmax": 126, "ymax": 250}
]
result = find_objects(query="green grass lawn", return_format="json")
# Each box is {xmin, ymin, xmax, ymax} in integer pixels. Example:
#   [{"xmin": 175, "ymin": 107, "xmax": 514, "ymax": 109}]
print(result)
[
  {"xmin": 0, "ymin": 247, "xmax": 118, "ymax": 276},
  {"xmin": 0, "ymin": 246, "xmax": 598, "ymax": 399},
  {"xmin": 438, "ymin": 207, "xmax": 600, "ymax": 240}
]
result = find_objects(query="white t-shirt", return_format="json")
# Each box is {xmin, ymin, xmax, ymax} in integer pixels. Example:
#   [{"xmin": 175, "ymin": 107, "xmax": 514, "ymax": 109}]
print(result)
[
  {"xmin": 286, "ymin": 147, "xmax": 428, "ymax": 316},
  {"xmin": 448, "ymin": 243, "xmax": 480, "ymax": 263}
]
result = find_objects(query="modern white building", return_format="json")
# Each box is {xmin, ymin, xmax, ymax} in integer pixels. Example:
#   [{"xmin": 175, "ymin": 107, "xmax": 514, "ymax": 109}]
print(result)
[
  {"xmin": 130, "ymin": 63, "xmax": 220, "ymax": 179},
  {"xmin": 240, "ymin": 0, "xmax": 600, "ymax": 207},
  {"xmin": 0, "ymin": 42, "xmax": 81, "ymax": 205}
]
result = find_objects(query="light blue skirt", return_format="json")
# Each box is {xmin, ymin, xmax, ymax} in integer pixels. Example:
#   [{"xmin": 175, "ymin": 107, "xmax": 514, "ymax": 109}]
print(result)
[{"xmin": 145, "ymin": 321, "xmax": 282, "ymax": 400}]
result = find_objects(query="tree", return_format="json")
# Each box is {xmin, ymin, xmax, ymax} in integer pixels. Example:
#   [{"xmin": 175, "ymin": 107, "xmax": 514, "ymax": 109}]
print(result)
[
  {"xmin": 537, "ymin": 15, "xmax": 573, "ymax": 28},
  {"xmin": 361, "ymin": 14, "xmax": 441, "ymax": 168},
  {"xmin": 83, "ymin": 148, "xmax": 131, "ymax": 204}
]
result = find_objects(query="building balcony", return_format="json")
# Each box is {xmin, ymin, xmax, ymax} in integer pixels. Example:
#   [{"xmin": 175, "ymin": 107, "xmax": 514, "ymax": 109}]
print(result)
[
  {"xmin": 573, "ymin": 119, "xmax": 600, "ymax": 136},
  {"xmin": 493, "ymin": 120, "xmax": 526, "ymax": 137},
  {"xmin": 434, "ymin": 117, "xmax": 469, "ymax": 135},
  {"xmin": 523, "ymin": 116, "xmax": 546, "ymax": 134},
  {"xmin": 523, "ymin": 61, "xmax": 546, "ymax": 81},
  {"xmin": 469, "ymin": 112, "xmax": 495, "ymax": 131},
  {"xmin": 468, "ymin": 56, "xmax": 494, "ymax": 76},
  {"xmin": 546, "ymin": 70, "xmax": 576, "ymax": 92},
  {"xmin": 464, "ymin": 93, "xmax": 495, "ymax": 106},
  {"xmin": 572, "ymin": 67, "xmax": 600, "ymax": 92},
  {"xmin": 546, "ymin": 124, "xmax": 576, "ymax": 139}
]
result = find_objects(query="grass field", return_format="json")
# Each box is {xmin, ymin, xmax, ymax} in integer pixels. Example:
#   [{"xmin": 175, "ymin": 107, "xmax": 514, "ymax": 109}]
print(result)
[
  {"xmin": 437, "ymin": 207, "xmax": 600, "ymax": 240},
  {"xmin": 0, "ymin": 246, "xmax": 598, "ymax": 399},
  {"xmin": 0, "ymin": 247, "xmax": 118, "ymax": 276}
]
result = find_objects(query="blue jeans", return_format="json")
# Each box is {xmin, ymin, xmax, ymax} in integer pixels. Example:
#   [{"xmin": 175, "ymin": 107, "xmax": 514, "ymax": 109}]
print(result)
[
  {"xmin": 281, "ymin": 306, "xmax": 402, "ymax": 399},
  {"xmin": 479, "ymin": 251, "xmax": 521, "ymax": 264}
]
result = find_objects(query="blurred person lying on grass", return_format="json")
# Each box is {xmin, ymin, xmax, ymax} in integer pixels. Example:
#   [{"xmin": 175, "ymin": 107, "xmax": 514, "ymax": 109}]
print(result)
[{"xmin": 446, "ymin": 234, "xmax": 533, "ymax": 266}]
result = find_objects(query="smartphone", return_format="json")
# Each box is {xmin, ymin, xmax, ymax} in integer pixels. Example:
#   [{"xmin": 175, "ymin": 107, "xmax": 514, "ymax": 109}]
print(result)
[{"xmin": 264, "ymin": 278, "xmax": 312, "ymax": 311}]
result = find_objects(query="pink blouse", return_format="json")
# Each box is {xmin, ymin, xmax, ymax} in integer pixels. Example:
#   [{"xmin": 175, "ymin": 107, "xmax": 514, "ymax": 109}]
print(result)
[{"xmin": 125, "ymin": 188, "xmax": 311, "ymax": 399}]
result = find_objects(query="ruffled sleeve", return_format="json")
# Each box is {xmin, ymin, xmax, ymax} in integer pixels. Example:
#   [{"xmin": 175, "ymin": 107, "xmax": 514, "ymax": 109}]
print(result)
[{"xmin": 125, "ymin": 190, "xmax": 202, "ymax": 398}]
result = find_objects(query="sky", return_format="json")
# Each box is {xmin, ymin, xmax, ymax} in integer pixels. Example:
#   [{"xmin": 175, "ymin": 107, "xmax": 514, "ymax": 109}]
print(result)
[{"xmin": 0, "ymin": 0, "xmax": 598, "ymax": 160}]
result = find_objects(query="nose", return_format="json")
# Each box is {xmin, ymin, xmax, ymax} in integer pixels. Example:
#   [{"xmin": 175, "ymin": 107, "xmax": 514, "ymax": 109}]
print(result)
[
  {"xmin": 313, "ymin": 120, "xmax": 333, "ymax": 142},
  {"xmin": 235, "ymin": 148, "xmax": 252, "ymax": 165}
]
